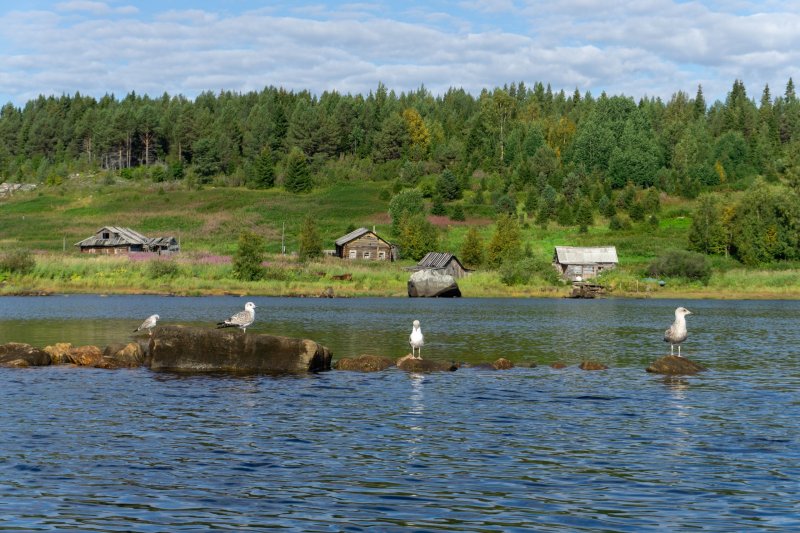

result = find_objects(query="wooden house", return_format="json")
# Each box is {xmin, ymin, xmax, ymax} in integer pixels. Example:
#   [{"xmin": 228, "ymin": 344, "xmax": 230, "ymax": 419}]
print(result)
[
  {"xmin": 334, "ymin": 227, "xmax": 396, "ymax": 261},
  {"xmin": 75, "ymin": 226, "xmax": 180, "ymax": 255},
  {"xmin": 553, "ymin": 246, "xmax": 618, "ymax": 281},
  {"xmin": 407, "ymin": 252, "xmax": 471, "ymax": 279}
]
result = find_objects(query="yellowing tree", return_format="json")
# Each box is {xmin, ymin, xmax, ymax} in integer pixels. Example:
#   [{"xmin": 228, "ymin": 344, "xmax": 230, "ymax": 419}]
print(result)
[{"xmin": 402, "ymin": 108, "xmax": 430, "ymax": 160}]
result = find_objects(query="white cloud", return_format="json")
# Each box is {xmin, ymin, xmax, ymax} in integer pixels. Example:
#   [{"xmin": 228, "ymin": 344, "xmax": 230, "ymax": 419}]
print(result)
[{"xmin": 0, "ymin": 1, "xmax": 798, "ymax": 105}]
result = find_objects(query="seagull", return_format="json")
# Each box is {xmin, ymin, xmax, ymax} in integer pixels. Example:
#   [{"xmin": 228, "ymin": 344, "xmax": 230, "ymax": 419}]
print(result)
[
  {"xmin": 217, "ymin": 302, "xmax": 257, "ymax": 333},
  {"xmin": 409, "ymin": 319, "xmax": 424, "ymax": 359},
  {"xmin": 134, "ymin": 314, "xmax": 159, "ymax": 336},
  {"xmin": 664, "ymin": 307, "xmax": 692, "ymax": 357}
]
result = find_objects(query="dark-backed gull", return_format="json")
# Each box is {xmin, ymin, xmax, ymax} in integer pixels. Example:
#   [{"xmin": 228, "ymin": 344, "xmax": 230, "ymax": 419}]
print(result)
[
  {"xmin": 134, "ymin": 314, "xmax": 159, "ymax": 336},
  {"xmin": 217, "ymin": 302, "xmax": 257, "ymax": 333},
  {"xmin": 664, "ymin": 307, "xmax": 692, "ymax": 357},
  {"xmin": 409, "ymin": 319, "xmax": 424, "ymax": 359}
]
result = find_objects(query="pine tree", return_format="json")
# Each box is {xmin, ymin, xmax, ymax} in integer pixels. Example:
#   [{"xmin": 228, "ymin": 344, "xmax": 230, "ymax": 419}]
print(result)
[
  {"xmin": 486, "ymin": 214, "xmax": 522, "ymax": 267},
  {"xmin": 252, "ymin": 146, "xmax": 275, "ymax": 188},
  {"xmin": 284, "ymin": 147, "xmax": 312, "ymax": 193},
  {"xmin": 232, "ymin": 231, "xmax": 265, "ymax": 281}
]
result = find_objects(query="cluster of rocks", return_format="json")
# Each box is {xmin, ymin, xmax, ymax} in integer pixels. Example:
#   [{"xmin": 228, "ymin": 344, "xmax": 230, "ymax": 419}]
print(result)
[
  {"xmin": 0, "ymin": 325, "xmax": 331, "ymax": 373},
  {"xmin": 0, "ymin": 341, "xmax": 147, "ymax": 369},
  {"xmin": 1, "ymin": 325, "xmax": 707, "ymax": 376}
]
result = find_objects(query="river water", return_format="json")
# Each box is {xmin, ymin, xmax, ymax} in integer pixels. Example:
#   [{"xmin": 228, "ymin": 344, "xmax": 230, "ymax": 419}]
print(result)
[{"xmin": 1, "ymin": 295, "xmax": 798, "ymax": 531}]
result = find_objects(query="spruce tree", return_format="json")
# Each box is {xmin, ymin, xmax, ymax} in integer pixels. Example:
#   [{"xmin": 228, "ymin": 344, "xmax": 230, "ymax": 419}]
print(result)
[
  {"xmin": 460, "ymin": 227, "xmax": 484, "ymax": 267},
  {"xmin": 298, "ymin": 215, "xmax": 323, "ymax": 262},
  {"xmin": 284, "ymin": 147, "xmax": 312, "ymax": 193},
  {"xmin": 232, "ymin": 231, "xmax": 265, "ymax": 281}
]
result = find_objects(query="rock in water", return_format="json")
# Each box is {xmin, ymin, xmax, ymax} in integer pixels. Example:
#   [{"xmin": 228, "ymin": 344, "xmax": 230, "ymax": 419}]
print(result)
[
  {"xmin": 44, "ymin": 342, "xmax": 73, "ymax": 365},
  {"xmin": 646, "ymin": 355, "xmax": 706, "ymax": 375},
  {"xmin": 334, "ymin": 354, "xmax": 394, "ymax": 372},
  {"xmin": 0, "ymin": 343, "xmax": 51, "ymax": 367},
  {"xmin": 493, "ymin": 358, "xmax": 514, "ymax": 370},
  {"xmin": 407, "ymin": 270, "xmax": 461, "ymax": 297},
  {"xmin": 67, "ymin": 345, "xmax": 104, "ymax": 366},
  {"xmin": 396, "ymin": 354, "xmax": 457, "ymax": 372},
  {"xmin": 102, "ymin": 342, "xmax": 145, "ymax": 368},
  {"xmin": 579, "ymin": 360, "xmax": 608, "ymax": 370},
  {"xmin": 149, "ymin": 325, "xmax": 332, "ymax": 373}
]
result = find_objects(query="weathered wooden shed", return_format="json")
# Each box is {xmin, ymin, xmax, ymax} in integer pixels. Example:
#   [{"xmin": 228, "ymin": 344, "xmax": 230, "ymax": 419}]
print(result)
[
  {"xmin": 334, "ymin": 227, "xmax": 396, "ymax": 261},
  {"xmin": 553, "ymin": 246, "xmax": 618, "ymax": 281},
  {"xmin": 75, "ymin": 226, "xmax": 179, "ymax": 255},
  {"xmin": 407, "ymin": 252, "xmax": 471, "ymax": 279}
]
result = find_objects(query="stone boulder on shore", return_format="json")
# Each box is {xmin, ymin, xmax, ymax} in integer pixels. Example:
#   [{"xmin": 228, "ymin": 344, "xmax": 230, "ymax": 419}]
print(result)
[
  {"xmin": 396, "ymin": 354, "xmax": 458, "ymax": 372},
  {"xmin": 646, "ymin": 355, "xmax": 706, "ymax": 375},
  {"xmin": 407, "ymin": 270, "xmax": 461, "ymax": 298},
  {"xmin": 149, "ymin": 325, "xmax": 332, "ymax": 373},
  {"xmin": 334, "ymin": 354, "xmax": 394, "ymax": 372},
  {"xmin": 0, "ymin": 343, "xmax": 50, "ymax": 367}
]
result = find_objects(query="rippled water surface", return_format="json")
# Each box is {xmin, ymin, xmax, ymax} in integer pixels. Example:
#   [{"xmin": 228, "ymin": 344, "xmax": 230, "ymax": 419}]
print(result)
[{"xmin": 1, "ymin": 296, "xmax": 799, "ymax": 531}]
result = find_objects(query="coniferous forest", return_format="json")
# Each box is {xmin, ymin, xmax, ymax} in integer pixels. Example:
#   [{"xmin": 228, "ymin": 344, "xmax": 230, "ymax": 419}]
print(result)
[{"xmin": 2, "ymin": 78, "xmax": 800, "ymax": 269}]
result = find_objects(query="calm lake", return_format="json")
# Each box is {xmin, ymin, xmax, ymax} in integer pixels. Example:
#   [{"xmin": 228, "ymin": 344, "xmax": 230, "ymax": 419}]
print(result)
[{"xmin": 1, "ymin": 295, "xmax": 799, "ymax": 531}]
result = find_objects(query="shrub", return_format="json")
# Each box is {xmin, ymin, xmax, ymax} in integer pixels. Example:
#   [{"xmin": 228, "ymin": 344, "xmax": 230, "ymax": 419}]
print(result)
[
  {"xmin": 450, "ymin": 204, "xmax": 466, "ymax": 221},
  {"xmin": 0, "ymin": 249, "xmax": 36, "ymax": 274},
  {"xmin": 499, "ymin": 256, "xmax": 560, "ymax": 286},
  {"xmin": 147, "ymin": 259, "xmax": 180, "ymax": 279},
  {"xmin": 647, "ymin": 249, "xmax": 711, "ymax": 284},
  {"xmin": 298, "ymin": 215, "xmax": 322, "ymax": 262}
]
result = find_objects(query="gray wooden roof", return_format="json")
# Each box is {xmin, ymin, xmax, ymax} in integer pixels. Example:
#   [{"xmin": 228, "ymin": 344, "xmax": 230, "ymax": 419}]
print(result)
[
  {"xmin": 335, "ymin": 227, "xmax": 392, "ymax": 247},
  {"xmin": 554, "ymin": 246, "xmax": 618, "ymax": 265},
  {"xmin": 75, "ymin": 226, "xmax": 151, "ymax": 247},
  {"xmin": 416, "ymin": 252, "xmax": 464, "ymax": 269}
]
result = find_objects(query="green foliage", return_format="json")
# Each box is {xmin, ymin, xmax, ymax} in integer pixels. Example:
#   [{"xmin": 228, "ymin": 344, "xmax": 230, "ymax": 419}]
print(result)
[
  {"xmin": 398, "ymin": 213, "xmax": 438, "ymax": 261},
  {"xmin": 494, "ymin": 194, "xmax": 516, "ymax": 215},
  {"xmin": 297, "ymin": 214, "xmax": 322, "ymax": 262},
  {"xmin": 389, "ymin": 189, "xmax": 425, "ymax": 235},
  {"xmin": 232, "ymin": 231, "xmax": 266, "ymax": 281},
  {"xmin": 431, "ymin": 195, "xmax": 447, "ymax": 215},
  {"xmin": 499, "ymin": 256, "xmax": 561, "ymax": 286},
  {"xmin": 647, "ymin": 249, "xmax": 712, "ymax": 284},
  {"xmin": 460, "ymin": 226, "xmax": 484, "ymax": 267},
  {"xmin": 728, "ymin": 183, "xmax": 800, "ymax": 265},
  {"xmin": 450, "ymin": 203, "xmax": 466, "ymax": 221},
  {"xmin": 192, "ymin": 137, "xmax": 221, "ymax": 179},
  {"xmin": 147, "ymin": 259, "xmax": 180, "ymax": 279},
  {"xmin": 284, "ymin": 147, "xmax": 313, "ymax": 193},
  {"xmin": 486, "ymin": 213, "xmax": 522, "ymax": 267},
  {"xmin": 688, "ymin": 194, "xmax": 729, "ymax": 255},
  {"xmin": 609, "ymin": 214, "xmax": 632, "ymax": 231},
  {"xmin": 436, "ymin": 169, "xmax": 462, "ymax": 200},
  {"xmin": 0, "ymin": 249, "xmax": 35, "ymax": 274},
  {"xmin": 251, "ymin": 146, "xmax": 275, "ymax": 188}
]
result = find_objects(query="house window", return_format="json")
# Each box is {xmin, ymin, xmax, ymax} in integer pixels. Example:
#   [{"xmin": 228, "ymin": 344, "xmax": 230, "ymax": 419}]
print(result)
[
  {"xmin": 348, "ymin": 250, "xmax": 357, "ymax": 259},
  {"xmin": 102, "ymin": 232, "xmax": 110, "ymax": 239},
  {"xmin": 378, "ymin": 251, "xmax": 386, "ymax": 260},
  {"xmin": 363, "ymin": 251, "xmax": 371, "ymax": 259}
]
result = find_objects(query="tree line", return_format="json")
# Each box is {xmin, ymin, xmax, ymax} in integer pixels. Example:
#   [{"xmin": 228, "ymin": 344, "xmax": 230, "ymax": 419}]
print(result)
[{"xmin": 2, "ymin": 78, "xmax": 800, "ymax": 266}]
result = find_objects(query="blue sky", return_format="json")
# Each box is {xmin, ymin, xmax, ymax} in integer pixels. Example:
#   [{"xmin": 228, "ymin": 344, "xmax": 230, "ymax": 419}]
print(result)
[{"xmin": 1, "ymin": 0, "xmax": 798, "ymax": 106}]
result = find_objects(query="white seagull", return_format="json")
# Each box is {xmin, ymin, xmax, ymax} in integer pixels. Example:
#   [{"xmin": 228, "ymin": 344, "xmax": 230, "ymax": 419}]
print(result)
[
  {"xmin": 409, "ymin": 319, "xmax": 424, "ymax": 359},
  {"xmin": 664, "ymin": 307, "xmax": 692, "ymax": 357},
  {"xmin": 217, "ymin": 302, "xmax": 257, "ymax": 333},
  {"xmin": 134, "ymin": 314, "xmax": 159, "ymax": 336}
]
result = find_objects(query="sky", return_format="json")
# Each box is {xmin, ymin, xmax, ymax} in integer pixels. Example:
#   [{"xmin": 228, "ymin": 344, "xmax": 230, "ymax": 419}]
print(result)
[{"xmin": 0, "ymin": 0, "xmax": 799, "ymax": 107}]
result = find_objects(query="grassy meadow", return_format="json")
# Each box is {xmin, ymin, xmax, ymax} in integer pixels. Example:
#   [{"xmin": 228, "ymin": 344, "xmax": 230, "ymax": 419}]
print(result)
[{"xmin": 1, "ymin": 176, "xmax": 800, "ymax": 299}]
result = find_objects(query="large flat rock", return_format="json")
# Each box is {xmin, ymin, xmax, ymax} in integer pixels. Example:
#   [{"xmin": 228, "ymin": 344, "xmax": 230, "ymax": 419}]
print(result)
[{"xmin": 149, "ymin": 325, "xmax": 332, "ymax": 373}]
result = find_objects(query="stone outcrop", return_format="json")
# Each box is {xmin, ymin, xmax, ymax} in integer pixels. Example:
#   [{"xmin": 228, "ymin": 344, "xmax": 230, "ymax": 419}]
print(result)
[
  {"xmin": 550, "ymin": 361, "xmax": 567, "ymax": 369},
  {"xmin": 407, "ymin": 269, "xmax": 461, "ymax": 298},
  {"xmin": 102, "ymin": 342, "xmax": 146, "ymax": 368},
  {"xmin": 493, "ymin": 358, "xmax": 514, "ymax": 370},
  {"xmin": 44, "ymin": 342, "xmax": 73, "ymax": 364},
  {"xmin": 149, "ymin": 325, "xmax": 332, "ymax": 373},
  {"xmin": 68, "ymin": 345, "xmax": 104, "ymax": 366},
  {"xmin": 579, "ymin": 360, "xmax": 608, "ymax": 370},
  {"xmin": 334, "ymin": 354, "xmax": 394, "ymax": 372},
  {"xmin": 0, "ymin": 343, "xmax": 51, "ymax": 367},
  {"xmin": 646, "ymin": 355, "xmax": 706, "ymax": 374},
  {"xmin": 396, "ymin": 354, "xmax": 457, "ymax": 372}
]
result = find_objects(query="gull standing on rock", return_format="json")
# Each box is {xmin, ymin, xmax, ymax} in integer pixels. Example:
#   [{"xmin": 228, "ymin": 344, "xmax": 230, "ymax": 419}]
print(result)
[
  {"xmin": 217, "ymin": 302, "xmax": 257, "ymax": 333},
  {"xmin": 409, "ymin": 319, "xmax": 424, "ymax": 359},
  {"xmin": 134, "ymin": 314, "xmax": 159, "ymax": 336},
  {"xmin": 664, "ymin": 307, "xmax": 692, "ymax": 357}
]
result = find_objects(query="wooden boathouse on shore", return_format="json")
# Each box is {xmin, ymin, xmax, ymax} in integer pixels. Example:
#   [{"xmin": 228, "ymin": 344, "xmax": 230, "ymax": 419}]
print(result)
[{"xmin": 553, "ymin": 246, "xmax": 618, "ymax": 281}]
